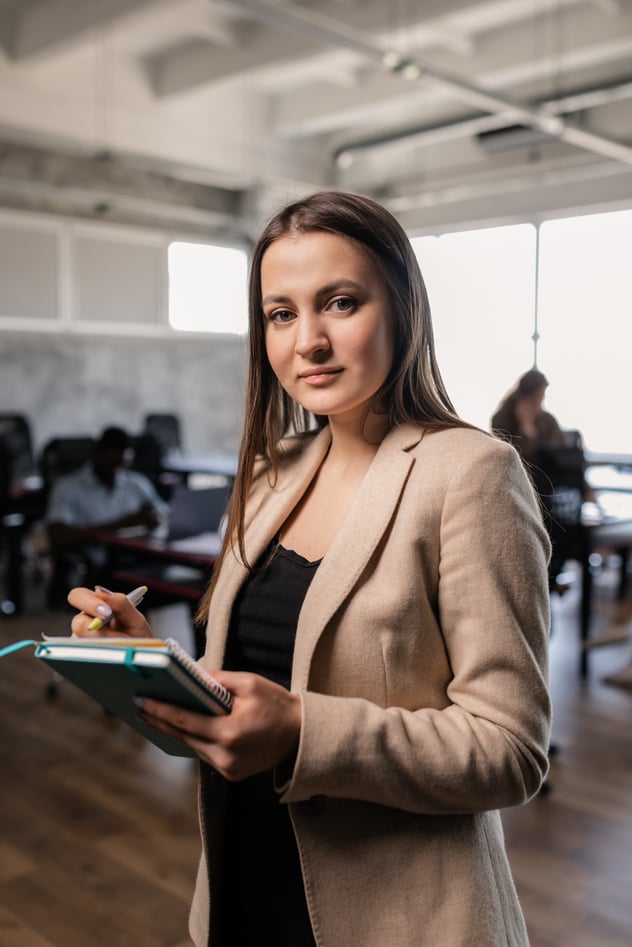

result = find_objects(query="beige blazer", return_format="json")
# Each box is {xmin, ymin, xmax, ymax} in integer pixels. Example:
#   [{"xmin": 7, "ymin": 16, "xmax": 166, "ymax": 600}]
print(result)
[{"xmin": 189, "ymin": 423, "xmax": 551, "ymax": 947}]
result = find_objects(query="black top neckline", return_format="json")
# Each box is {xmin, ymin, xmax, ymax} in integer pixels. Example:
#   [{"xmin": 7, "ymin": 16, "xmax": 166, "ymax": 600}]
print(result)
[{"xmin": 276, "ymin": 542, "xmax": 323, "ymax": 569}]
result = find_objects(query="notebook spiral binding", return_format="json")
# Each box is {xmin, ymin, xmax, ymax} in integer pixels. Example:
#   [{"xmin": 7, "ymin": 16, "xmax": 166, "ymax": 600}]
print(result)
[{"xmin": 164, "ymin": 636, "xmax": 233, "ymax": 712}]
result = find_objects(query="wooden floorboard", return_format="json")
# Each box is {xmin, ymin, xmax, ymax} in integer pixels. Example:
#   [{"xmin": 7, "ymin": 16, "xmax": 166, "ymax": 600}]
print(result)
[
  {"xmin": 1, "ymin": 564, "xmax": 632, "ymax": 946},
  {"xmin": 502, "ymin": 567, "xmax": 632, "ymax": 947},
  {"xmin": 0, "ymin": 605, "xmax": 199, "ymax": 947}
]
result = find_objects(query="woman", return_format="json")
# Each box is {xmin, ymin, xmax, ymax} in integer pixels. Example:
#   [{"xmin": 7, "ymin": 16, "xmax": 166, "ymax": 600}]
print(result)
[
  {"xmin": 491, "ymin": 368, "xmax": 567, "ymax": 466},
  {"xmin": 69, "ymin": 191, "xmax": 551, "ymax": 947}
]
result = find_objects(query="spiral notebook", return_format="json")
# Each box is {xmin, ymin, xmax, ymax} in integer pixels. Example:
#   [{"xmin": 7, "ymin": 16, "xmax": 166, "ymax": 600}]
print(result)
[{"xmin": 33, "ymin": 636, "xmax": 233, "ymax": 757}]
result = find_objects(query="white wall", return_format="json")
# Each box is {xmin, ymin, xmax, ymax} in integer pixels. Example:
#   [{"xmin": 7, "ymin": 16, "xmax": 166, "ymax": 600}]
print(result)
[{"xmin": 0, "ymin": 208, "xmax": 247, "ymax": 457}]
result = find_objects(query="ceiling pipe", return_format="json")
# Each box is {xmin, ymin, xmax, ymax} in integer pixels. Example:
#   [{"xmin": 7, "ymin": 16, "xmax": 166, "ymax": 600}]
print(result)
[
  {"xmin": 225, "ymin": 0, "xmax": 632, "ymax": 167},
  {"xmin": 383, "ymin": 155, "xmax": 631, "ymax": 215},
  {"xmin": 333, "ymin": 76, "xmax": 632, "ymax": 164}
]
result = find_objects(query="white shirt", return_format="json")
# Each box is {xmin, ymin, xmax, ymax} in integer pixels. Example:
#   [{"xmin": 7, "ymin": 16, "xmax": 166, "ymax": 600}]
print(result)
[{"xmin": 46, "ymin": 464, "xmax": 168, "ymax": 528}]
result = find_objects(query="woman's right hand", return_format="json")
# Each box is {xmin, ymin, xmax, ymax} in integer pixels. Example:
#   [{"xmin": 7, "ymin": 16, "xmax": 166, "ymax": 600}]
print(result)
[{"xmin": 67, "ymin": 586, "xmax": 153, "ymax": 638}]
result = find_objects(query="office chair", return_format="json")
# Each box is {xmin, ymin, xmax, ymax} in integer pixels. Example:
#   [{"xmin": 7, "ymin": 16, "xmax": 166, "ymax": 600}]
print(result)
[
  {"xmin": 131, "ymin": 432, "xmax": 176, "ymax": 500},
  {"xmin": 0, "ymin": 422, "xmax": 46, "ymax": 614},
  {"xmin": 107, "ymin": 483, "xmax": 231, "ymax": 657},
  {"xmin": 0, "ymin": 414, "xmax": 35, "ymax": 483},
  {"xmin": 38, "ymin": 436, "xmax": 97, "ymax": 609},
  {"xmin": 143, "ymin": 413, "xmax": 182, "ymax": 457},
  {"xmin": 39, "ymin": 436, "xmax": 96, "ymax": 496},
  {"xmin": 0, "ymin": 437, "xmax": 25, "ymax": 614},
  {"xmin": 531, "ymin": 444, "xmax": 588, "ymax": 794},
  {"xmin": 531, "ymin": 444, "xmax": 587, "ymax": 591}
]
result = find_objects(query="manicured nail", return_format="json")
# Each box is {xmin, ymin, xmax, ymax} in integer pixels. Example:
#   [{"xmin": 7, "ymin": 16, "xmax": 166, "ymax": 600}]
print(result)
[
  {"xmin": 96, "ymin": 604, "xmax": 112, "ymax": 617},
  {"xmin": 95, "ymin": 585, "xmax": 112, "ymax": 594},
  {"xmin": 132, "ymin": 696, "xmax": 144, "ymax": 708}
]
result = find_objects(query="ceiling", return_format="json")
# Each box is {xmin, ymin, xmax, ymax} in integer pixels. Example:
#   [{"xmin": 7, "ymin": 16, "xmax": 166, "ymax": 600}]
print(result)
[{"xmin": 0, "ymin": 0, "xmax": 631, "ymax": 239}]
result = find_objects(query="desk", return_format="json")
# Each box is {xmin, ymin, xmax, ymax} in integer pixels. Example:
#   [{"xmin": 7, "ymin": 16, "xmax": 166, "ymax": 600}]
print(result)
[
  {"xmin": 580, "ymin": 497, "xmax": 632, "ymax": 678},
  {"xmin": 585, "ymin": 451, "xmax": 632, "ymax": 468},
  {"xmin": 161, "ymin": 452, "xmax": 238, "ymax": 482},
  {"xmin": 585, "ymin": 465, "xmax": 632, "ymax": 494},
  {"xmin": 96, "ymin": 529, "xmax": 222, "ymax": 656}
]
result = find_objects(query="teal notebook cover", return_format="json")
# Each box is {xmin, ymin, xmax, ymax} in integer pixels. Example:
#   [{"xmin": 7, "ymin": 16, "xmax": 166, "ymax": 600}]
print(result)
[{"xmin": 33, "ymin": 637, "xmax": 232, "ymax": 758}]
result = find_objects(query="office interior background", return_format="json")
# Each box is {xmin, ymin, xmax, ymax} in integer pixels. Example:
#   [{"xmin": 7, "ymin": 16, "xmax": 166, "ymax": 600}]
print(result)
[
  {"xmin": 1, "ymin": 0, "xmax": 631, "ymax": 453},
  {"xmin": 1, "ymin": 2, "xmax": 632, "ymax": 946}
]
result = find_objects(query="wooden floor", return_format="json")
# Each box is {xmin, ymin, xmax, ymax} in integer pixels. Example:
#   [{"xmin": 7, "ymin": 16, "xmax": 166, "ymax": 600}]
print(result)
[
  {"xmin": 502, "ymin": 568, "xmax": 632, "ymax": 947},
  {"xmin": 0, "ymin": 599, "xmax": 199, "ymax": 947},
  {"xmin": 1, "ymin": 563, "xmax": 631, "ymax": 946}
]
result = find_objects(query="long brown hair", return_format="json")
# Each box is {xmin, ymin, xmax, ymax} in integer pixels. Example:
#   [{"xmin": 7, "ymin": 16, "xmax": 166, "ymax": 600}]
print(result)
[{"xmin": 197, "ymin": 189, "xmax": 465, "ymax": 621}]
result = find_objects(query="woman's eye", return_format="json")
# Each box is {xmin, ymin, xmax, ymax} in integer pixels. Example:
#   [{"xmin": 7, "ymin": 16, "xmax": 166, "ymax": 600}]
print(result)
[
  {"xmin": 330, "ymin": 296, "xmax": 356, "ymax": 313},
  {"xmin": 268, "ymin": 309, "xmax": 295, "ymax": 324}
]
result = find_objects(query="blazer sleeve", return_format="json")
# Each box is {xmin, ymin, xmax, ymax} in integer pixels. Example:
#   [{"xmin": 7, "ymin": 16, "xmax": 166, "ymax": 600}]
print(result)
[{"xmin": 280, "ymin": 438, "xmax": 552, "ymax": 815}]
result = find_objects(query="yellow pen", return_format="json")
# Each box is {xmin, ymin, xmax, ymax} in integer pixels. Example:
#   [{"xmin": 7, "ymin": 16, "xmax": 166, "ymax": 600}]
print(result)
[{"xmin": 87, "ymin": 585, "xmax": 148, "ymax": 631}]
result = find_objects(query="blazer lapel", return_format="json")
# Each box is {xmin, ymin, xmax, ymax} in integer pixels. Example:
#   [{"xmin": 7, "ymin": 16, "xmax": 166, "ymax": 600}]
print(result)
[
  {"xmin": 291, "ymin": 424, "xmax": 424, "ymax": 690},
  {"xmin": 204, "ymin": 428, "xmax": 333, "ymax": 666},
  {"xmin": 205, "ymin": 423, "xmax": 425, "ymax": 680}
]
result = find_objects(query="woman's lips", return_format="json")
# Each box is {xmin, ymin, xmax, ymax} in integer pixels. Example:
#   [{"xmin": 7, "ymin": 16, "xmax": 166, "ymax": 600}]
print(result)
[{"xmin": 299, "ymin": 369, "xmax": 342, "ymax": 385}]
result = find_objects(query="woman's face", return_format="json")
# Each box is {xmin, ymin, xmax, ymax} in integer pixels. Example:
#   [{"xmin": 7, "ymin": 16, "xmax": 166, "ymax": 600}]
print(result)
[{"xmin": 261, "ymin": 231, "xmax": 395, "ymax": 428}]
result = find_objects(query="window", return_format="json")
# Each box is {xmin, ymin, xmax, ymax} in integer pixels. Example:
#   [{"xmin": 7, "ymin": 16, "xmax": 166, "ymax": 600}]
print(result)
[
  {"xmin": 412, "ymin": 209, "xmax": 632, "ymax": 453},
  {"xmin": 168, "ymin": 241, "xmax": 248, "ymax": 334},
  {"xmin": 538, "ymin": 210, "xmax": 632, "ymax": 453},
  {"xmin": 411, "ymin": 225, "xmax": 536, "ymax": 430}
]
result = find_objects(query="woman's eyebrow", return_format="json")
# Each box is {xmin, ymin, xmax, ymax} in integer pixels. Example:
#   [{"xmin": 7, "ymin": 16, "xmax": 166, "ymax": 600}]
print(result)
[
  {"xmin": 262, "ymin": 279, "xmax": 365, "ymax": 307},
  {"xmin": 261, "ymin": 293, "xmax": 292, "ymax": 307},
  {"xmin": 318, "ymin": 279, "xmax": 364, "ymax": 297}
]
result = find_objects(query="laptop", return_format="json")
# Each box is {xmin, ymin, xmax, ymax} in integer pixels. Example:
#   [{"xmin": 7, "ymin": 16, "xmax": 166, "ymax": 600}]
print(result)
[{"xmin": 166, "ymin": 483, "xmax": 231, "ymax": 541}]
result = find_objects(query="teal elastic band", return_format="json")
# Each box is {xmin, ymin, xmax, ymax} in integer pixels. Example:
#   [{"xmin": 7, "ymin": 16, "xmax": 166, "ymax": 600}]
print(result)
[
  {"xmin": 0, "ymin": 639, "xmax": 37, "ymax": 659},
  {"xmin": 124, "ymin": 647, "xmax": 141, "ymax": 673}
]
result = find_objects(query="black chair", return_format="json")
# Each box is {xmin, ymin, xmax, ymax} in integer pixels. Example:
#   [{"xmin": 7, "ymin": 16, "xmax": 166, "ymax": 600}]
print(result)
[
  {"xmin": 531, "ymin": 445, "xmax": 589, "ymax": 792},
  {"xmin": 0, "ymin": 435, "xmax": 26, "ymax": 614},
  {"xmin": 0, "ymin": 414, "xmax": 35, "ymax": 482},
  {"xmin": 39, "ymin": 436, "xmax": 96, "ymax": 497},
  {"xmin": 0, "ymin": 420, "xmax": 46, "ymax": 614},
  {"xmin": 38, "ymin": 437, "xmax": 97, "ymax": 608},
  {"xmin": 131, "ymin": 432, "xmax": 177, "ymax": 500},
  {"xmin": 143, "ymin": 413, "xmax": 182, "ymax": 457},
  {"xmin": 531, "ymin": 445, "xmax": 587, "ymax": 591},
  {"xmin": 107, "ymin": 484, "xmax": 231, "ymax": 656}
]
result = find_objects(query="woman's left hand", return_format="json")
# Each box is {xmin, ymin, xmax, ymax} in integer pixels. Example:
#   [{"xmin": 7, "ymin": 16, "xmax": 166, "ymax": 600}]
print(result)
[{"xmin": 135, "ymin": 669, "xmax": 302, "ymax": 781}]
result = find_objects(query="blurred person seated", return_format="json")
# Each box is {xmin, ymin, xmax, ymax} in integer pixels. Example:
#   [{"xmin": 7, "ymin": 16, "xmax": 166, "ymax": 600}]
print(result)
[
  {"xmin": 45, "ymin": 426, "xmax": 169, "ymax": 607},
  {"xmin": 492, "ymin": 369, "xmax": 594, "ymax": 597},
  {"xmin": 491, "ymin": 368, "xmax": 568, "ymax": 465}
]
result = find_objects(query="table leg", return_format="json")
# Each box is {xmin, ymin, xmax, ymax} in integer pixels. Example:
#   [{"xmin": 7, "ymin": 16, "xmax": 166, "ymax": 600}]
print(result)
[
  {"xmin": 2, "ymin": 520, "xmax": 24, "ymax": 615},
  {"xmin": 580, "ymin": 548, "xmax": 592, "ymax": 679},
  {"xmin": 616, "ymin": 548, "xmax": 629, "ymax": 600}
]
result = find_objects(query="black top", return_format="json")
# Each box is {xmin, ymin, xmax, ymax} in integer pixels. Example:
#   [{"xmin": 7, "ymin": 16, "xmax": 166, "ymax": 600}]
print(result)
[
  {"xmin": 224, "ymin": 542, "xmax": 320, "ymax": 689},
  {"xmin": 218, "ymin": 542, "xmax": 320, "ymax": 947}
]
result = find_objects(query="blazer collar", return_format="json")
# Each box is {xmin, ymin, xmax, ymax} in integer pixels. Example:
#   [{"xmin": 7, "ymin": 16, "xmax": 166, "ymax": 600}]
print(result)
[{"xmin": 205, "ymin": 423, "xmax": 425, "ymax": 676}]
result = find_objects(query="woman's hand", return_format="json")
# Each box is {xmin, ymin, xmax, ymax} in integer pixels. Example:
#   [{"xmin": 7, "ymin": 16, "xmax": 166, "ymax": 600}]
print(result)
[
  {"xmin": 67, "ymin": 586, "xmax": 153, "ymax": 638},
  {"xmin": 136, "ymin": 670, "xmax": 302, "ymax": 781}
]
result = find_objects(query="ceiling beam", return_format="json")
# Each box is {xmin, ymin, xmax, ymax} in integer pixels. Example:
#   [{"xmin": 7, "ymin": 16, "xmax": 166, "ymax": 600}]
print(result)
[
  {"xmin": 221, "ymin": 0, "xmax": 632, "ymax": 170},
  {"xmin": 0, "ymin": 140, "xmax": 244, "ymax": 235},
  {"xmin": 149, "ymin": 0, "xmax": 496, "ymax": 99},
  {"xmin": 0, "ymin": 0, "xmax": 164, "ymax": 61},
  {"xmin": 275, "ymin": 1, "xmax": 632, "ymax": 138}
]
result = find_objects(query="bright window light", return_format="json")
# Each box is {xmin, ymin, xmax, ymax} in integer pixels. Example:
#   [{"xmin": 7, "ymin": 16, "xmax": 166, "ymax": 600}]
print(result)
[
  {"xmin": 538, "ymin": 209, "xmax": 632, "ymax": 453},
  {"xmin": 411, "ymin": 225, "xmax": 536, "ymax": 431},
  {"xmin": 168, "ymin": 241, "xmax": 248, "ymax": 334}
]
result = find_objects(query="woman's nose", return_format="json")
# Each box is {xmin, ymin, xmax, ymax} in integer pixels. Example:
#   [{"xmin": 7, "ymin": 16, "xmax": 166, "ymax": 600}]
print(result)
[{"xmin": 294, "ymin": 314, "xmax": 330, "ymax": 358}]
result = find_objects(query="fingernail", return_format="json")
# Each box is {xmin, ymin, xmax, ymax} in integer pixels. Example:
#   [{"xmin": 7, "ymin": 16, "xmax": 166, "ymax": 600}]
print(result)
[
  {"xmin": 95, "ymin": 585, "xmax": 112, "ymax": 594},
  {"xmin": 132, "ymin": 696, "xmax": 144, "ymax": 708},
  {"xmin": 96, "ymin": 604, "xmax": 112, "ymax": 617}
]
